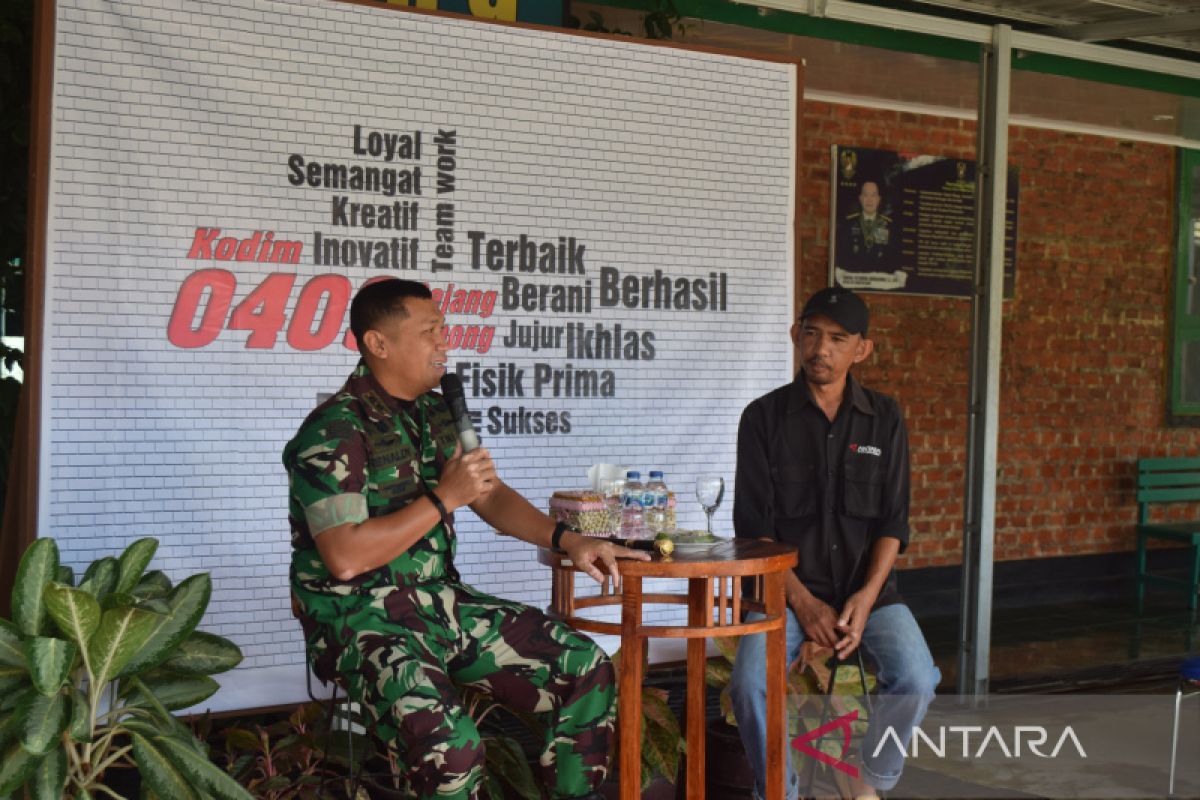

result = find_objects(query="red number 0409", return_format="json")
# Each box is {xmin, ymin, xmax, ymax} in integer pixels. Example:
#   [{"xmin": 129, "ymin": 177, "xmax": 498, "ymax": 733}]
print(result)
[{"xmin": 167, "ymin": 270, "xmax": 373, "ymax": 350}]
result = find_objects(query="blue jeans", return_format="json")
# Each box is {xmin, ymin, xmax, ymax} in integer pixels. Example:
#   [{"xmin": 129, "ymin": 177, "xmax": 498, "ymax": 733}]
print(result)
[{"xmin": 729, "ymin": 603, "xmax": 940, "ymax": 797}]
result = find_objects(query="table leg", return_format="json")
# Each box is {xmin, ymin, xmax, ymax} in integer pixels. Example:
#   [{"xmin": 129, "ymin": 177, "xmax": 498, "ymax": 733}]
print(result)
[
  {"xmin": 687, "ymin": 577, "xmax": 711, "ymax": 798},
  {"xmin": 764, "ymin": 570, "xmax": 785, "ymax": 800},
  {"xmin": 619, "ymin": 575, "xmax": 643, "ymax": 800}
]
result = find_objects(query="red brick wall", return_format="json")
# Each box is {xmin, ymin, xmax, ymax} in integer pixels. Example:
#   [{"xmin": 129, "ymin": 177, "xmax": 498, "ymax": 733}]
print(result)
[{"xmin": 798, "ymin": 100, "xmax": 1190, "ymax": 569}]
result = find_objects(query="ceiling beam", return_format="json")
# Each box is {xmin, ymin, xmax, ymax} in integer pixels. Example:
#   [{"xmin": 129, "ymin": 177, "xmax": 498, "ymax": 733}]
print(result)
[{"xmin": 1050, "ymin": 11, "xmax": 1200, "ymax": 42}]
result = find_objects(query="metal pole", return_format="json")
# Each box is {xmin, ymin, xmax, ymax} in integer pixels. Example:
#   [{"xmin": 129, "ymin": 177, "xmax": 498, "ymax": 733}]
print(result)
[{"xmin": 957, "ymin": 23, "xmax": 1010, "ymax": 701}]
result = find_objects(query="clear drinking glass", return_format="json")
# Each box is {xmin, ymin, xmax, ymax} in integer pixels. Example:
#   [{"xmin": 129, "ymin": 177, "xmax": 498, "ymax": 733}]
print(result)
[
  {"xmin": 695, "ymin": 475, "xmax": 725, "ymax": 535},
  {"xmin": 600, "ymin": 478, "xmax": 624, "ymax": 535}
]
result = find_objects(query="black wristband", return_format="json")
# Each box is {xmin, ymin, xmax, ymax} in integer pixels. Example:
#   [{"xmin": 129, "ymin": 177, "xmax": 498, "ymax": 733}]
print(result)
[
  {"xmin": 427, "ymin": 490, "xmax": 450, "ymax": 524},
  {"xmin": 551, "ymin": 520, "xmax": 571, "ymax": 551}
]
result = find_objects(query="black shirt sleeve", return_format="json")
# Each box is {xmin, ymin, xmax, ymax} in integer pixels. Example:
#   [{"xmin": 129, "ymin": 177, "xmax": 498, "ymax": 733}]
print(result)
[
  {"xmin": 734, "ymin": 399, "xmax": 774, "ymax": 541},
  {"xmin": 874, "ymin": 399, "xmax": 911, "ymax": 551}
]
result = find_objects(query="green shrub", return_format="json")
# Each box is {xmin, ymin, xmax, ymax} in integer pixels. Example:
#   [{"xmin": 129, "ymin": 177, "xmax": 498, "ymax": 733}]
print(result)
[{"xmin": 0, "ymin": 536, "xmax": 251, "ymax": 799}]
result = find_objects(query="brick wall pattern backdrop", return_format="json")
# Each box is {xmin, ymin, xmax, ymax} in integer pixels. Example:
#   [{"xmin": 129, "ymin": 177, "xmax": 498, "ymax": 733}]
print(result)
[
  {"xmin": 44, "ymin": 0, "xmax": 797, "ymax": 704},
  {"xmin": 800, "ymin": 103, "xmax": 1190, "ymax": 571}
]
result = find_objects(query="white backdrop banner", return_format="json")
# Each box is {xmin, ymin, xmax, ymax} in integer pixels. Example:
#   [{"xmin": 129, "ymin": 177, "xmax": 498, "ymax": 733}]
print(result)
[{"xmin": 43, "ymin": 0, "xmax": 797, "ymax": 710}]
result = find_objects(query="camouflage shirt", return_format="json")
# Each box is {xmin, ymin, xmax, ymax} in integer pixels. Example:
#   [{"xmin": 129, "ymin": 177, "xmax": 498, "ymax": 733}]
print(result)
[{"xmin": 283, "ymin": 361, "xmax": 460, "ymax": 590}]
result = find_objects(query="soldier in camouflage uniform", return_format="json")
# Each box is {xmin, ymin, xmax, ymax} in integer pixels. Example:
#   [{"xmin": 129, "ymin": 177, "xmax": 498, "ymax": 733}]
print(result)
[
  {"xmin": 284, "ymin": 279, "xmax": 647, "ymax": 799},
  {"xmin": 837, "ymin": 180, "xmax": 896, "ymax": 271}
]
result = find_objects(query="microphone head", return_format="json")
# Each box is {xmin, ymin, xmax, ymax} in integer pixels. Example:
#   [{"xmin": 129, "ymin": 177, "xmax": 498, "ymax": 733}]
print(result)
[
  {"xmin": 440, "ymin": 373, "xmax": 464, "ymax": 400},
  {"xmin": 439, "ymin": 373, "xmax": 480, "ymax": 452}
]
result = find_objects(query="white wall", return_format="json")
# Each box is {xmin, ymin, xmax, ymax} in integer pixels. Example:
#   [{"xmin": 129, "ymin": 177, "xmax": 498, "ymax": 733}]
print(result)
[{"xmin": 44, "ymin": 0, "xmax": 797, "ymax": 710}]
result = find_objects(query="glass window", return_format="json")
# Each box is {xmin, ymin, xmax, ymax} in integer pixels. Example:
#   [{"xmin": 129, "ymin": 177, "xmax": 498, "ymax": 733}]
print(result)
[{"xmin": 1170, "ymin": 149, "xmax": 1200, "ymax": 420}]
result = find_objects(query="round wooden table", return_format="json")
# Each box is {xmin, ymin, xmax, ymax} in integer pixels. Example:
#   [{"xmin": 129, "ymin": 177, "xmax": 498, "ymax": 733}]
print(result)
[{"xmin": 538, "ymin": 538, "xmax": 798, "ymax": 800}]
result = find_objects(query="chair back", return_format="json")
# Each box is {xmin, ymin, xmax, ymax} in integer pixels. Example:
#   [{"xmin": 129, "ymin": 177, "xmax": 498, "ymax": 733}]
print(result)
[{"xmin": 1136, "ymin": 457, "xmax": 1200, "ymax": 524}]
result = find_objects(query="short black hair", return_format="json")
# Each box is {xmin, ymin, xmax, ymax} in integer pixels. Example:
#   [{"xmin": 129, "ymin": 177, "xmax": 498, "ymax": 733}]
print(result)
[{"xmin": 349, "ymin": 278, "xmax": 433, "ymax": 356}]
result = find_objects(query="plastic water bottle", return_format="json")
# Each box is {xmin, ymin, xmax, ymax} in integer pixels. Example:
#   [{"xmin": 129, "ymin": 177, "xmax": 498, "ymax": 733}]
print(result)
[
  {"xmin": 621, "ymin": 471, "xmax": 646, "ymax": 538},
  {"xmin": 645, "ymin": 471, "xmax": 669, "ymax": 533}
]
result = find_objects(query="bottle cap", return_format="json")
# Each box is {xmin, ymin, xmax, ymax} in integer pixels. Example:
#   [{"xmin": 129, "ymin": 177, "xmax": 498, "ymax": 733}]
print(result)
[
  {"xmin": 649, "ymin": 471, "xmax": 663, "ymax": 478},
  {"xmin": 626, "ymin": 471, "xmax": 641, "ymax": 479}
]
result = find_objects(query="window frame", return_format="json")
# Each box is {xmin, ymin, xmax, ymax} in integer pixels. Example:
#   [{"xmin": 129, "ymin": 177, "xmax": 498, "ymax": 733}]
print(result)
[{"xmin": 1169, "ymin": 148, "xmax": 1200, "ymax": 424}]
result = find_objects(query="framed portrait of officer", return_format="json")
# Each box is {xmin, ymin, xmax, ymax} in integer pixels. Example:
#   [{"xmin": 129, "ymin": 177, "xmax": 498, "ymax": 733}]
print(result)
[{"xmin": 829, "ymin": 145, "xmax": 1018, "ymax": 298}]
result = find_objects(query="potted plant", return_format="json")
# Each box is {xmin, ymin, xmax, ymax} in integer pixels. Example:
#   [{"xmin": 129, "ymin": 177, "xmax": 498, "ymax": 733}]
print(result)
[
  {"xmin": 203, "ymin": 701, "xmax": 369, "ymax": 800},
  {"xmin": 0, "ymin": 536, "xmax": 251, "ymax": 799},
  {"xmin": 705, "ymin": 635, "xmax": 875, "ymax": 798},
  {"xmin": 601, "ymin": 647, "xmax": 684, "ymax": 799}
]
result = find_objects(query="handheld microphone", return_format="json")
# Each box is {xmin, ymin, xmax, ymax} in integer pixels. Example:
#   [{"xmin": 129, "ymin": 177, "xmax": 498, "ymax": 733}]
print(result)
[{"xmin": 439, "ymin": 374, "xmax": 481, "ymax": 452}]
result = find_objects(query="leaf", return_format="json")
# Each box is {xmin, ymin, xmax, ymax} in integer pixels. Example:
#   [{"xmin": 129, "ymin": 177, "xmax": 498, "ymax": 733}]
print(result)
[
  {"xmin": 154, "ymin": 732, "xmax": 255, "ymax": 799},
  {"xmin": 712, "ymin": 635, "xmax": 740, "ymax": 665},
  {"xmin": 704, "ymin": 659, "xmax": 732, "ymax": 690},
  {"xmin": 115, "ymin": 538, "xmax": 158, "ymax": 595},
  {"xmin": 0, "ymin": 620, "xmax": 26, "ymax": 668},
  {"xmin": 482, "ymin": 734, "xmax": 540, "ymax": 800},
  {"xmin": 484, "ymin": 772, "xmax": 506, "ymax": 800},
  {"xmin": 88, "ymin": 606, "xmax": 162, "ymax": 688},
  {"xmin": 124, "ymin": 670, "xmax": 219, "ymax": 712},
  {"xmin": 160, "ymin": 631, "xmax": 242, "ymax": 676},
  {"xmin": 123, "ymin": 706, "xmax": 205, "ymax": 749},
  {"xmin": 639, "ymin": 688, "xmax": 682, "ymax": 786},
  {"xmin": 67, "ymin": 684, "xmax": 91, "ymax": 743},
  {"xmin": 12, "ymin": 538, "xmax": 59, "ymax": 637},
  {"xmin": 78, "ymin": 557, "xmax": 119, "ymax": 601},
  {"xmin": 222, "ymin": 727, "xmax": 262, "ymax": 754},
  {"xmin": 55, "ymin": 565, "xmax": 75, "ymax": 587},
  {"xmin": 132, "ymin": 570, "xmax": 174, "ymax": 601},
  {"xmin": 259, "ymin": 775, "xmax": 291, "ymax": 791},
  {"xmin": 101, "ymin": 592, "xmax": 138, "ymax": 611},
  {"xmin": 130, "ymin": 731, "xmax": 200, "ymax": 800},
  {"xmin": 43, "ymin": 583, "xmax": 101, "ymax": 649},
  {"xmin": 137, "ymin": 598, "xmax": 171, "ymax": 614},
  {"xmin": 25, "ymin": 636, "xmax": 76, "ymax": 696},
  {"xmin": 122, "ymin": 718, "xmax": 174, "ymax": 740},
  {"xmin": 19, "ymin": 689, "xmax": 67, "ymax": 755},
  {"xmin": 641, "ymin": 711, "xmax": 681, "ymax": 787},
  {"xmin": 641, "ymin": 687, "xmax": 679, "ymax": 737},
  {"xmin": 118, "ymin": 574, "xmax": 211, "ymax": 679},
  {"xmin": 0, "ymin": 707, "xmax": 22, "ymax": 750},
  {"xmin": 0, "ymin": 739, "xmax": 41, "ymax": 795},
  {"xmin": 0, "ymin": 665, "xmax": 31, "ymax": 703},
  {"xmin": 29, "ymin": 745, "xmax": 66, "ymax": 800},
  {"xmin": 226, "ymin": 752, "xmax": 255, "ymax": 779}
]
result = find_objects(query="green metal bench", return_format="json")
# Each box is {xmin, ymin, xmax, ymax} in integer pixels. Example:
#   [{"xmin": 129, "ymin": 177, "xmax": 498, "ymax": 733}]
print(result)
[{"xmin": 1136, "ymin": 457, "xmax": 1200, "ymax": 613}]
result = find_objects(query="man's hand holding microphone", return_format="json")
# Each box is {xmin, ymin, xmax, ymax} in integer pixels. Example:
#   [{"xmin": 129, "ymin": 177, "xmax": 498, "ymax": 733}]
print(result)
[{"xmin": 439, "ymin": 374, "xmax": 649, "ymax": 589}]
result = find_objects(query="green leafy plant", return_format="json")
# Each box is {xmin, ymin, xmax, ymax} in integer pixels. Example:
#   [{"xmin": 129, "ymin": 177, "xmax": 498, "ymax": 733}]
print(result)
[
  {"xmin": 705, "ymin": 636, "xmax": 874, "ymax": 795},
  {"xmin": 238, "ymin": 683, "xmax": 542, "ymax": 800},
  {"xmin": 0, "ymin": 536, "xmax": 251, "ymax": 799},
  {"xmin": 210, "ymin": 702, "xmax": 367, "ymax": 800}
]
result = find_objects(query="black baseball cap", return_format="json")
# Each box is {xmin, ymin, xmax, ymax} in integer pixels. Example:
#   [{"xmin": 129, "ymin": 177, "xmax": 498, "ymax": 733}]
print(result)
[{"xmin": 799, "ymin": 286, "xmax": 869, "ymax": 335}]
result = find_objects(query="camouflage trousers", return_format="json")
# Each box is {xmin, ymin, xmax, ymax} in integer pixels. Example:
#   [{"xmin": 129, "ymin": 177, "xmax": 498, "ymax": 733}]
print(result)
[{"xmin": 296, "ymin": 579, "xmax": 614, "ymax": 799}]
